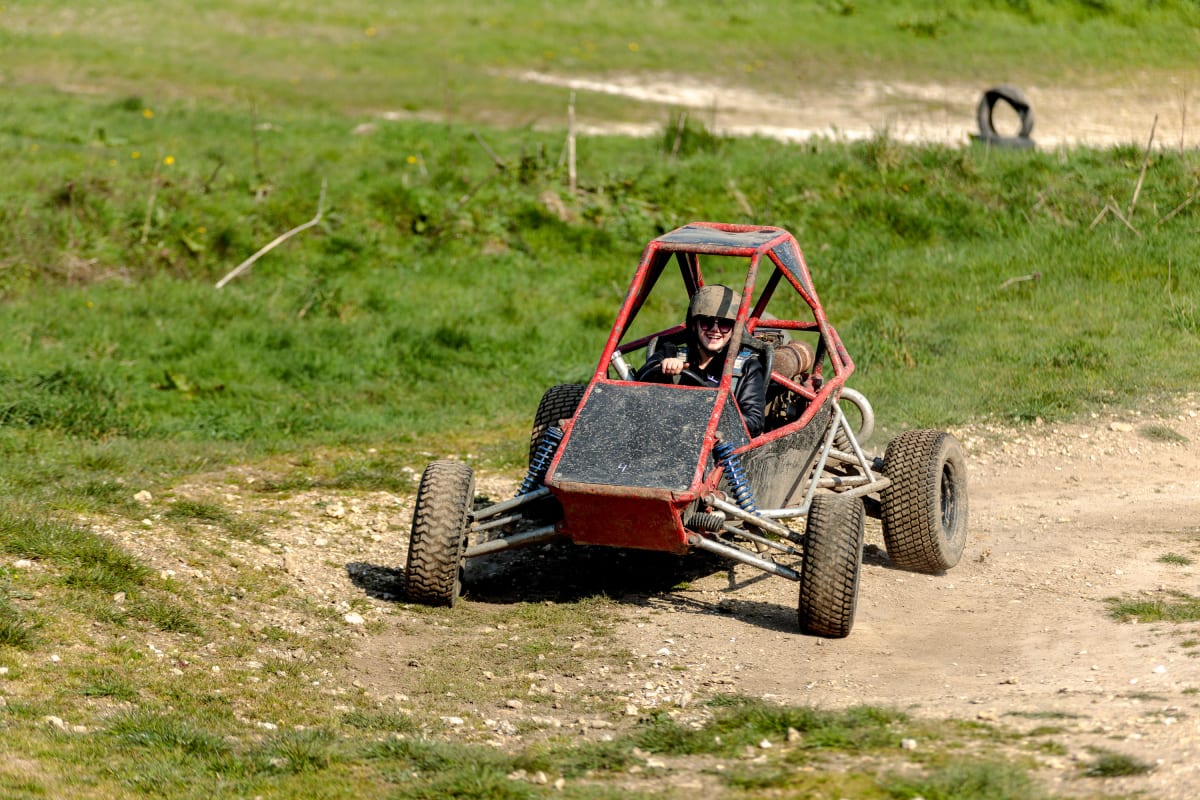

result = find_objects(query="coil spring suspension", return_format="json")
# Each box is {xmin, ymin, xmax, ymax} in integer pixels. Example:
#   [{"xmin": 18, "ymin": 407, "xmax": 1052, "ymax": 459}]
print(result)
[
  {"xmin": 683, "ymin": 511, "xmax": 726, "ymax": 532},
  {"xmin": 518, "ymin": 426, "xmax": 564, "ymax": 495},
  {"xmin": 713, "ymin": 441, "xmax": 758, "ymax": 513}
]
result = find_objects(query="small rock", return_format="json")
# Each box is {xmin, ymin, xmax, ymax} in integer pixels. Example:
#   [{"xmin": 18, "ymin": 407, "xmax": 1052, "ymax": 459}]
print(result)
[
  {"xmin": 1109, "ymin": 422, "xmax": 1133, "ymax": 432},
  {"xmin": 343, "ymin": 612, "xmax": 365, "ymax": 626},
  {"xmin": 134, "ymin": 490, "xmax": 153, "ymax": 504},
  {"xmin": 14, "ymin": 559, "xmax": 33, "ymax": 569},
  {"xmin": 900, "ymin": 738, "xmax": 918, "ymax": 750}
]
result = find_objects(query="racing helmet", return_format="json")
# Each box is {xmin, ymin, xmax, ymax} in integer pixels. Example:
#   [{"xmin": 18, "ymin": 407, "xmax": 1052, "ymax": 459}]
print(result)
[{"xmin": 686, "ymin": 284, "xmax": 741, "ymax": 323}]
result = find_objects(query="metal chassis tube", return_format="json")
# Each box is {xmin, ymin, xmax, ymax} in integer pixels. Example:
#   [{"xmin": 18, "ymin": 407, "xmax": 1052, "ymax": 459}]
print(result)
[
  {"xmin": 470, "ymin": 487, "xmax": 550, "ymax": 524},
  {"xmin": 687, "ymin": 533, "xmax": 801, "ymax": 581},
  {"xmin": 463, "ymin": 486, "xmax": 564, "ymax": 558},
  {"xmin": 465, "ymin": 524, "xmax": 561, "ymax": 557}
]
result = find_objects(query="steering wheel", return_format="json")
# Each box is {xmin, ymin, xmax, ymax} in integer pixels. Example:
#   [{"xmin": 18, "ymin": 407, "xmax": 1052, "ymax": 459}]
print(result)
[{"xmin": 643, "ymin": 362, "xmax": 711, "ymax": 387}]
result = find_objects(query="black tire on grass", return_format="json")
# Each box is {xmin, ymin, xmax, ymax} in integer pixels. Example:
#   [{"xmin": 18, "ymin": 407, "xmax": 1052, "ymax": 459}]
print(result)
[
  {"xmin": 529, "ymin": 384, "xmax": 585, "ymax": 463},
  {"xmin": 880, "ymin": 429, "xmax": 969, "ymax": 574},
  {"xmin": 405, "ymin": 460, "xmax": 474, "ymax": 606},
  {"xmin": 798, "ymin": 492, "xmax": 865, "ymax": 638}
]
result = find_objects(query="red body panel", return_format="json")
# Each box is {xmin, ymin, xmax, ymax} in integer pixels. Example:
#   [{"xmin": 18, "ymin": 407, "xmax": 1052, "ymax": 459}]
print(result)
[{"xmin": 551, "ymin": 481, "xmax": 693, "ymax": 555}]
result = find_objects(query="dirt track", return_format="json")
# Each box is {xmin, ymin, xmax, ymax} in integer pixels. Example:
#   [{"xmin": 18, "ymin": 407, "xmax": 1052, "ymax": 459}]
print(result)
[
  {"xmin": 124, "ymin": 392, "xmax": 1200, "ymax": 798},
  {"xmin": 596, "ymin": 401, "xmax": 1200, "ymax": 798},
  {"xmin": 289, "ymin": 398, "xmax": 1199, "ymax": 799}
]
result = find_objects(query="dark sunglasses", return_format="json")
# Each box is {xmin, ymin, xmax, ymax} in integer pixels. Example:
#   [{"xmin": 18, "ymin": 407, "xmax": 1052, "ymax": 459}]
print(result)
[{"xmin": 694, "ymin": 316, "xmax": 734, "ymax": 332}]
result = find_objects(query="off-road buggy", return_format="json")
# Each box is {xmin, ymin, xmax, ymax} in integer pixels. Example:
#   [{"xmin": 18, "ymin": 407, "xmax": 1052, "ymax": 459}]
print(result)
[{"xmin": 404, "ymin": 222, "xmax": 968, "ymax": 637}]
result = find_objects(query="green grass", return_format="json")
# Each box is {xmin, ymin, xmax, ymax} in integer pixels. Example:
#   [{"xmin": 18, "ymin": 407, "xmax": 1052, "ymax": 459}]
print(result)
[
  {"xmin": 1080, "ymin": 747, "xmax": 1155, "ymax": 778},
  {"xmin": 1106, "ymin": 592, "xmax": 1200, "ymax": 623},
  {"xmin": 633, "ymin": 697, "xmax": 910, "ymax": 757},
  {"xmin": 1140, "ymin": 424, "xmax": 1190, "ymax": 444},
  {"xmin": 885, "ymin": 760, "xmax": 1050, "ymax": 800}
]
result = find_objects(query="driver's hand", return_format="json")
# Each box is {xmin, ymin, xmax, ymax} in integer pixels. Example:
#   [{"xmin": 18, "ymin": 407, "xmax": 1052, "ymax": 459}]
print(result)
[{"xmin": 660, "ymin": 356, "xmax": 686, "ymax": 375}]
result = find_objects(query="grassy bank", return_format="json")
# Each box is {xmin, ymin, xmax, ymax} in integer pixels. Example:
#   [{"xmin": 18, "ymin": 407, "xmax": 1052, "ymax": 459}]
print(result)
[{"xmin": 2, "ymin": 86, "xmax": 1198, "ymax": 462}]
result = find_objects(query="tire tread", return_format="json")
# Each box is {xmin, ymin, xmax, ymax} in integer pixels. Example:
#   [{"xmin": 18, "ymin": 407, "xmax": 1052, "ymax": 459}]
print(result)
[
  {"xmin": 405, "ymin": 461, "xmax": 474, "ymax": 606},
  {"xmin": 798, "ymin": 493, "xmax": 864, "ymax": 638},
  {"xmin": 880, "ymin": 430, "xmax": 968, "ymax": 573}
]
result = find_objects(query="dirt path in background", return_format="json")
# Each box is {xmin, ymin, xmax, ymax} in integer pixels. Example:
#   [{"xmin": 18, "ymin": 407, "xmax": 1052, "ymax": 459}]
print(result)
[{"xmin": 508, "ymin": 70, "xmax": 1195, "ymax": 149}]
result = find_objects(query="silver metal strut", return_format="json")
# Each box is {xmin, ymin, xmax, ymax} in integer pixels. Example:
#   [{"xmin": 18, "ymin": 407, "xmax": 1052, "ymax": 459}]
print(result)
[
  {"xmin": 687, "ymin": 533, "xmax": 801, "ymax": 582},
  {"xmin": 464, "ymin": 524, "xmax": 561, "ymax": 558}
]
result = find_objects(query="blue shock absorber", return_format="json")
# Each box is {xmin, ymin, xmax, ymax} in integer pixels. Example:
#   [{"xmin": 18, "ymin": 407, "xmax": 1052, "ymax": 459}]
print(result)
[
  {"xmin": 713, "ymin": 441, "xmax": 758, "ymax": 514},
  {"xmin": 518, "ymin": 426, "xmax": 564, "ymax": 495}
]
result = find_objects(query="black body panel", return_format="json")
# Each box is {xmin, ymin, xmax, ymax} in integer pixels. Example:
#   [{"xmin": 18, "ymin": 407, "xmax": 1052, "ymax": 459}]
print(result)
[{"xmin": 551, "ymin": 382, "xmax": 749, "ymax": 491}]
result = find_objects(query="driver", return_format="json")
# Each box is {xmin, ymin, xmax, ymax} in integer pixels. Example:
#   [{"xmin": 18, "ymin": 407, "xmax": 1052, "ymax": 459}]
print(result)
[{"xmin": 635, "ymin": 284, "xmax": 766, "ymax": 436}]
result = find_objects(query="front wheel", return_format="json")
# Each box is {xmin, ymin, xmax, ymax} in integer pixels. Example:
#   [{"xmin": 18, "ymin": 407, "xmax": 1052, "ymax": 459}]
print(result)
[
  {"xmin": 405, "ymin": 460, "xmax": 474, "ymax": 606},
  {"xmin": 798, "ymin": 492, "xmax": 865, "ymax": 638},
  {"xmin": 880, "ymin": 430, "xmax": 968, "ymax": 574}
]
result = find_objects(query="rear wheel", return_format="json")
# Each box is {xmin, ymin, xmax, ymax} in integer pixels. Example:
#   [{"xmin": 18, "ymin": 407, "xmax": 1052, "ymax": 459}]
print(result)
[
  {"xmin": 405, "ymin": 461, "xmax": 474, "ymax": 606},
  {"xmin": 881, "ymin": 430, "xmax": 968, "ymax": 573},
  {"xmin": 798, "ymin": 492, "xmax": 865, "ymax": 638},
  {"xmin": 529, "ymin": 384, "xmax": 585, "ymax": 462}
]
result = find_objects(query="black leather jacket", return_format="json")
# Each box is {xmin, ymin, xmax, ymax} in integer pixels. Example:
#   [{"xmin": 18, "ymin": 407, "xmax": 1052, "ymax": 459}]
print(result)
[{"xmin": 635, "ymin": 340, "xmax": 766, "ymax": 436}]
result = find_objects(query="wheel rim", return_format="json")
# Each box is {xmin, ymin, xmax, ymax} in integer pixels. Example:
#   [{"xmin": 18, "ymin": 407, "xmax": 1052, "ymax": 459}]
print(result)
[{"xmin": 940, "ymin": 461, "xmax": 959, "ymax": 532}]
